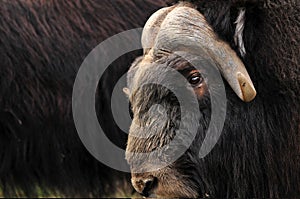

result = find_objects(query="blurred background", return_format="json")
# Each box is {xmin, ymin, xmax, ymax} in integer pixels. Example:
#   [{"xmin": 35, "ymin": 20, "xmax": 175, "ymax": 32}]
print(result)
[{"xmin": 0, "ymin": 0, "xmax": 171, "ymax": 197}]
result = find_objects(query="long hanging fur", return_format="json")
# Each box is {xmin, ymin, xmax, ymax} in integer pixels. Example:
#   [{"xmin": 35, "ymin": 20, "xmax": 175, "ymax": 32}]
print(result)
[{"xmin": 136, "ymin": 0, "xmax": 300, "ymax": 197}]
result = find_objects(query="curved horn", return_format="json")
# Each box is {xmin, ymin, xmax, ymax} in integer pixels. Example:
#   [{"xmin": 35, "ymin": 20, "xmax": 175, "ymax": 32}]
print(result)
[
  {"xmin": 142, "ymin": 4, "xmax": 256, "ymax": 102},
  {"xmin": 142, "ymin": 5, "xmax": 176, "ymax": 55}
]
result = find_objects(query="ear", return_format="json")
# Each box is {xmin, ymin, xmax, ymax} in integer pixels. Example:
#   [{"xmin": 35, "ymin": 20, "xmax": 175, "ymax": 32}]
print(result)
[{"xmin": 123, "ymin": 87, "xmax": 130, "ymax": 97}]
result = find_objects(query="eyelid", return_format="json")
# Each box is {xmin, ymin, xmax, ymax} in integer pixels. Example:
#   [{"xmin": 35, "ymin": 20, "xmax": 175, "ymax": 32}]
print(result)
[{"xmin": 188, "ymin": 71, "xmax": 201, "ymax": 79}]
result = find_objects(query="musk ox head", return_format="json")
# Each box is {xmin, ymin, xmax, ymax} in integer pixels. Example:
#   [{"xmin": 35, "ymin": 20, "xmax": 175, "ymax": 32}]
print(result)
[{"xmin": 125, "ymin": 2, "xmax": 256, "ymax": 198}]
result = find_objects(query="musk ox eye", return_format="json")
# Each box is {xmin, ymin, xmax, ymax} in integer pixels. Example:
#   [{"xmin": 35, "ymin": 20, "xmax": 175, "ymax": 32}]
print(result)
[{"xmin": 188, "ymin": 72, "xmax": 203, "ymax": 86}]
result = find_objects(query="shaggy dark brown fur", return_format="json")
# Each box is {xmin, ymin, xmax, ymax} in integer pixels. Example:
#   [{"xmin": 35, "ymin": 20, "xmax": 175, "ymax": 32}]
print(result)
[
  {"xmin": 0, "ymin": 0, "xmax": 167, "ymax": 197},
  {"xmin": 126, "ymin": 0, "xmax": 300, "ymax": 197}
]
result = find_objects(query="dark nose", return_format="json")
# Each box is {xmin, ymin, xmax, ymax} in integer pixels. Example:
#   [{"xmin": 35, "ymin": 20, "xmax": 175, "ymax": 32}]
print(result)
[{"xmin": 131, "ymin": 175, "xmax": 155, "ymax": 197}]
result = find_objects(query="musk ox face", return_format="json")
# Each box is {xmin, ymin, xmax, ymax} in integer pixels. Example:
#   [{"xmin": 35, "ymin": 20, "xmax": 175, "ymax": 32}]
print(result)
[
  {"xmin": 125, "ymin": 2, "xmax": 257, "ymax": 198},
  {"xmin": 125, "ymin": 55, "xmax": 211, "ymax": 197}
]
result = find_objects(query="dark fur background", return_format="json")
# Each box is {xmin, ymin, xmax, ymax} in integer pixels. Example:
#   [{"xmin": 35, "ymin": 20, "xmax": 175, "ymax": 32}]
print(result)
[{"xmin": 0, "ymin": 0, "xmax": 167, "ymax": 197}]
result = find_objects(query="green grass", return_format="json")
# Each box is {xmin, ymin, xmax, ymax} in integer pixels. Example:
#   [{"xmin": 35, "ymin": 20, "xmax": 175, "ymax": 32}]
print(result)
[
  {"xmin": 0, "ymin": 182, "xmax": 137, "ymax": 198},
  {"xmin": 0, "ymin": 176, "xmax": 139, "ymax": 198},
  {"xmin": 0, "ymin": 185, "xmax": 65, "ymax": 198},
  {"xmin": 33, "ymin": 185, "xmax": 63, "ymax": 198}
]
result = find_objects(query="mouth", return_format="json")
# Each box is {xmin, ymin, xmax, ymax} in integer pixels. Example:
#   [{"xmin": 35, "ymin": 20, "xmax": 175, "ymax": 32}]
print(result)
[{"xmin": 142, "ymin": 193, "xmax": 157, "ymax": 198}]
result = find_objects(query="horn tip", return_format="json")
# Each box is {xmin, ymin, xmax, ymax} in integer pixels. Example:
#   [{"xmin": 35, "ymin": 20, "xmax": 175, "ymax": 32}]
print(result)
[{"xmin": 237, "ymin": 72, "xmax": 257, "ymax": 102}]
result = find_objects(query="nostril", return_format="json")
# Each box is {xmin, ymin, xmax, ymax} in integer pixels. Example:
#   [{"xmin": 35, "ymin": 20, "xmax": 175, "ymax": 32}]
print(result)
[
  {"xmin": 144, "ymin": 179, "xmax": 154, "ymax": 189},
  {"xmin": 142, "ymin": 178, "xmax": 154, "ymax": 196},
  {"xmin": 132, "ymin": 176, "xmax": 156, "ymax": 197}
]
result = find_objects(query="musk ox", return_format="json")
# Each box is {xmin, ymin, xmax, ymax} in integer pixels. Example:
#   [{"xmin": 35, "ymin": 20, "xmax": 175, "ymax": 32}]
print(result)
[
  {"xmin": 125, "ymin": 0, "xmax": 300, "ymax": 198},
  {"xmin": 0, "ymin": 0, "xmax": 168, "ymax": 197}
]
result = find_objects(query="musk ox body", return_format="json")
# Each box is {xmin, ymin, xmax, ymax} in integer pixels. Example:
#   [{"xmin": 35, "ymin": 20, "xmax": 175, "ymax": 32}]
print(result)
[
  {"xmin": 0, "ymin": 0, "xmax": 167, "ymax": 197},
  {"xmin": 126, "ymin": 0, "xmax": 300, "ymax": 198}
]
